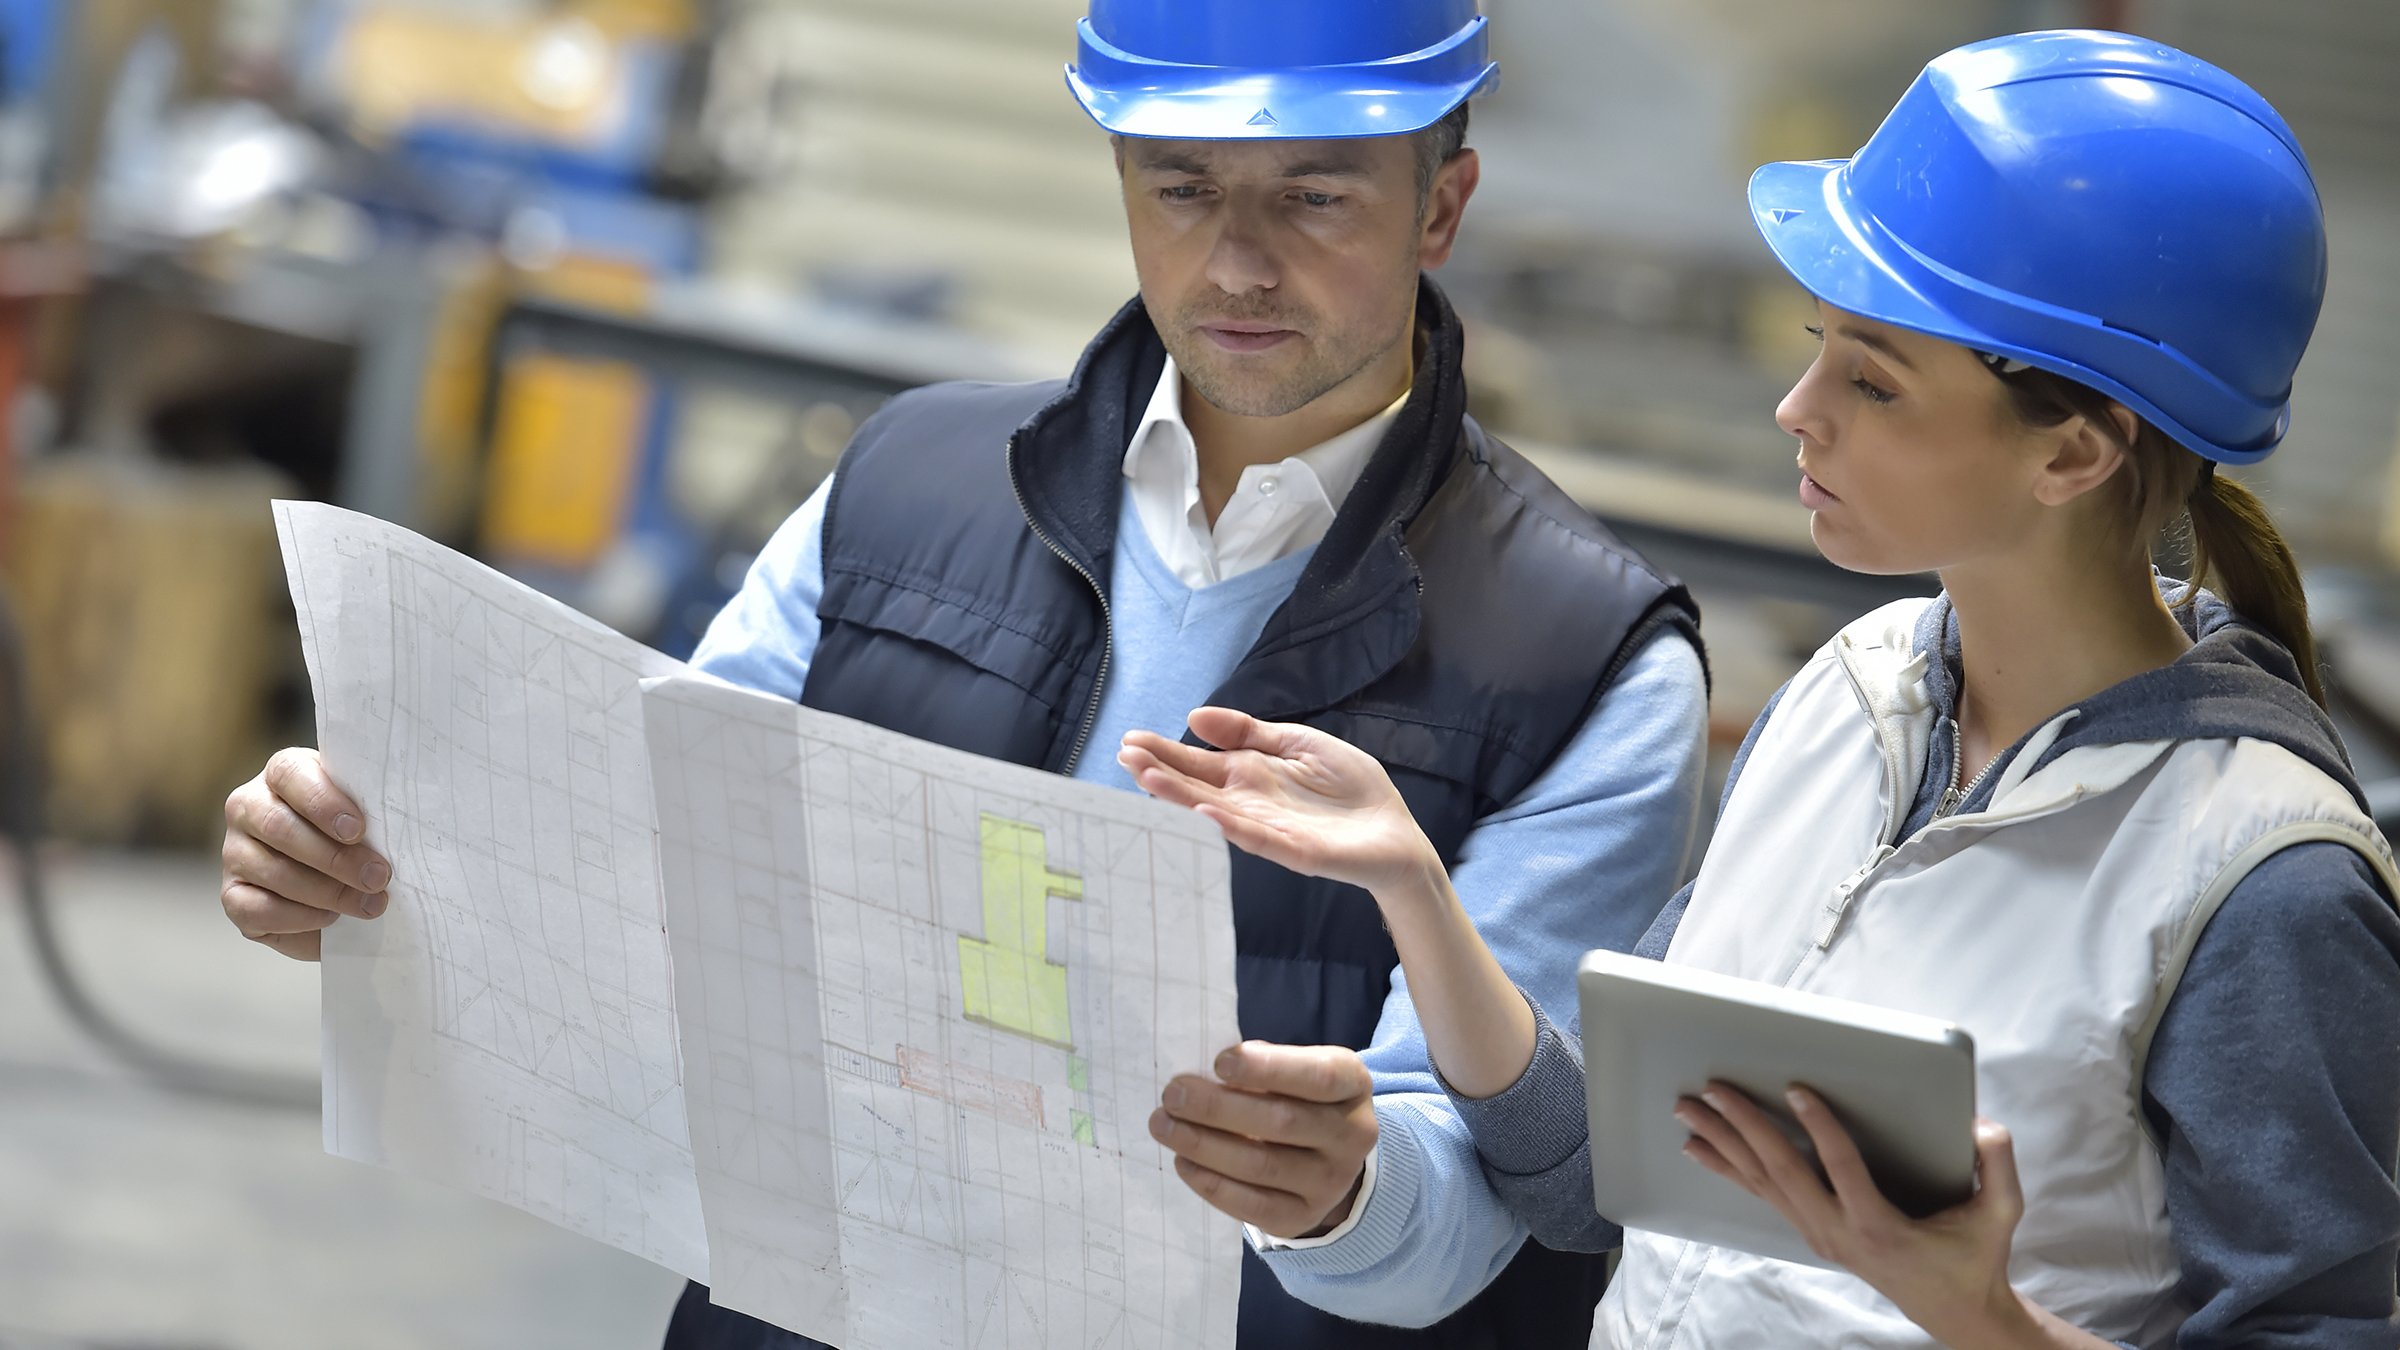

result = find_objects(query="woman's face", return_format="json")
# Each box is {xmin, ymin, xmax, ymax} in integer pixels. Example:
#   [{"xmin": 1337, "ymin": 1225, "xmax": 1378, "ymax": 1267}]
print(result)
[{"xmin": 1776, "ymin": 303, "xmax": 2060, "ymax": 576}]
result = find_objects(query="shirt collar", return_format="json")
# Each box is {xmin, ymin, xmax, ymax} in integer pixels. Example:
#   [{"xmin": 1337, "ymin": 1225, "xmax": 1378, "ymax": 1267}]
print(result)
[{"xmin": 1119, "ymin": 355, "xmax": 1408, "ymax": 515}]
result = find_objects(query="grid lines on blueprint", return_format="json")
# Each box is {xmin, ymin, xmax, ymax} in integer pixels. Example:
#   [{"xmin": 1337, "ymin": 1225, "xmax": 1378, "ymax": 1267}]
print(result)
[
  {"xmin": 645, "ymin": 677, "xmax": 1242, "ymax": 1350},
  {"xmin": 284, "ymin": 500, "xmax": 705, "ymax": 1280},
  {"xmin": 383, "ymin": 547, "xmax": 683, "ymax": 1117}
]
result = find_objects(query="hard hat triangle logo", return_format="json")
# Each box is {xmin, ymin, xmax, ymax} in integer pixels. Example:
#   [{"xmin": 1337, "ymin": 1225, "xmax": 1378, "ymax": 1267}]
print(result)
[{"xmin": 1247, "ymin": 107, "xmax": 1279, "ymax": 127}]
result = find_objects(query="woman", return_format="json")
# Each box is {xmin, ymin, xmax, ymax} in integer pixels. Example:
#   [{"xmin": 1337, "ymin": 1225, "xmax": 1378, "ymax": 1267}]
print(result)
[{"xmin": 1120, "ymin": 30, "xmax": 2400, "ymax": 1348}]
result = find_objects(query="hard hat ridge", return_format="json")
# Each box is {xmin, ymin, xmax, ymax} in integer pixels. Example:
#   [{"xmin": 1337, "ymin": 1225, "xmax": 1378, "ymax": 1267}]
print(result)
[{"xmin": 1066, "ymin": 0, "xmax": 1497, "ymax": 142}]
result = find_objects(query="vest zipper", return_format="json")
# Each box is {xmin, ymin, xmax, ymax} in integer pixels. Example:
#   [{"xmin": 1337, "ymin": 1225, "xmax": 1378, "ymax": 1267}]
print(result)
[
  {"xmin": 1005, "ymin": 434, "xmax": 1113, "ymax": 774},
  {"xmin": 1812, "ymin": 844, "xmax": 1897, "ymax": 950},
  {"xmin": 1935, "ymin": 718, "xmax": 2005, "ymax": 821}
]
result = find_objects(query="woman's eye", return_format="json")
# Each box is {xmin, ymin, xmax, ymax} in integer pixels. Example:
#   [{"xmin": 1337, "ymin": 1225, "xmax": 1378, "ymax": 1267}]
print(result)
[
  {"xmin": 1804, "ymin": 324, "xmax": 1825, "ymax": 342},
  {"xmin": 1850, "ymin": 377, "xmax": 1898, "ymax": 406}
]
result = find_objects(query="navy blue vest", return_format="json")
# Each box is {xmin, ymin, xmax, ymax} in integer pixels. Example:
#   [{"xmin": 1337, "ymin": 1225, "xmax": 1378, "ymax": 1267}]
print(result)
[{"xmin": 667, "ymin": 280, "xmax": 1701, "ymax": 1349}]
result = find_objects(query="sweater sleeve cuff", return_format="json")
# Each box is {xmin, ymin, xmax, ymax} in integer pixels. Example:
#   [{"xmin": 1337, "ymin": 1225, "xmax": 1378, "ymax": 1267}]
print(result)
[
  {"xmin": 1441, "ymin": 988, "xmax": 1590, "ymax": 1178},
  {"xmin": 1250, "ymin": 1098, "xmax": 1430, "ymax": 1279},
  {"xmin": 1248, "ymin": 1145, "xmax": 1380, "ymax": 1251}
]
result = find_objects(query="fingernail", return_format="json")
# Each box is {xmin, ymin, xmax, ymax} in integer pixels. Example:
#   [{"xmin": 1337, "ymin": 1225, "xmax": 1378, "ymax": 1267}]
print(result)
[
  {"xmin": 334, "ymin": 813, "xmax": 361, "ymax": 843},
  {"xmin": 1148, "ymin": 1110, "xmax": 1171, "ymax": 1140},
  {"xmin": 1164, "ymin": 1082, "xmax": 1187, "ymax": 1110},
  {"xmin": 1671, "ymin": 1106, "xmax": 1698, "ymax": 1129},
  {"xmin": 1700, "ymin": 1091, "xmax": 1726, "ymax": 1113},
  {"xmin": 361, "ymin": 862, "xmax": 391, "ymax": 892},
  {"xmin": 1215, "ymin": 1047, "xmax": 1241, "ymax": 1078},
  {"xmin": 360, "ymin": 891, "xmax": 385, "ymax": 918},
  {"xmin": 1785, "ymin": 1089, "xmax": 1811, "ymax": 1113}
]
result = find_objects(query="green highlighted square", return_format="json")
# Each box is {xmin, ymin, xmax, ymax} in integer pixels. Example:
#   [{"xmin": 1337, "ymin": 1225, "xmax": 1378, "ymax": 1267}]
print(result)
[
  {"xmin": 958, "ymin": 815, "xmax": 1081, "ymax": 1049},
  {"xmin": 1068, "ymin": 1056, "xmax": 1090, "ymax": 1093},
  {"xmin": 1071, "ymin": 1109, "xmax": 1096, "ymax": 1147}
]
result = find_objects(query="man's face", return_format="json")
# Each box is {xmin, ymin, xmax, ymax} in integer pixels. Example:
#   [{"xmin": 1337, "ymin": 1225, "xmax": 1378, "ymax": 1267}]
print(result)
[{"xmin": 1117, "ymin": 136, "xmax": 1468, "ymax": 418}]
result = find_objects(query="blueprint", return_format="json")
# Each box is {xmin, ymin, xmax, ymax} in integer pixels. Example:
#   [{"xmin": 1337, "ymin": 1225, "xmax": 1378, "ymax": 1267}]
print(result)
[
  {"xmin": 644, "ymin": 675, "xmax": 1242, "ymax": 1350},
  {"xmin": 276, "ymin": 501, "xmax": 708, "ymax": 1280},
  {"xmin": 278, "ymin": 503, "xmax": 1244, "ymax": 1348}
]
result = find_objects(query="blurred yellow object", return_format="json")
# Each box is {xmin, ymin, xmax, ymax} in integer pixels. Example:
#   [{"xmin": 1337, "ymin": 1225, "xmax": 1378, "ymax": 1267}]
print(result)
[
  {"xmin": 476, "ymin": 258, "xmax": 657, "ymax": 569},
  {"xmin": 5, "ymin": 457, "xmax": 292, "ymax": 846},
  {"xmin": 335, "ymin": 3, "xmax": 689, "ymax": 145},
  {"xmin": 478, "ymin": 355, "xmax": 652, "ymax": 568},
  {"xmin": 412, "ymin": 257, "xmax": 512, "ymax": 541}
]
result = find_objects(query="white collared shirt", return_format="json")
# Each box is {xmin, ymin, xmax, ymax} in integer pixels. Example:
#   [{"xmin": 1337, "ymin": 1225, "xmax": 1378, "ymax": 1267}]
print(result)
[
  {"xmin": 1121, "ymin": 356, "xmax": 1406, "ymax": 589},
  {"xmin": 1119, "ymin": 356, "xmax": 1404, "ymax": 1252}
]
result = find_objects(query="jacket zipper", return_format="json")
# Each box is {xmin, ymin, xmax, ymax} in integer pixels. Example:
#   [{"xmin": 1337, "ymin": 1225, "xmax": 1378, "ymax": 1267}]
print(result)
[
  {"xmin": 1814, "ymin": 639, "xmax": 2077, "ymax": 956},
  {"xmin": 1935, "ymin": 717, "xmax": 2005, "ymax": 820},
  {"xmin": 1005, "ymin": 434, "xmax": 1113, "ymax": 775},
  {"xmin": 1812, "ymin": 845, "xmax": 1897, "ymax": 949}
]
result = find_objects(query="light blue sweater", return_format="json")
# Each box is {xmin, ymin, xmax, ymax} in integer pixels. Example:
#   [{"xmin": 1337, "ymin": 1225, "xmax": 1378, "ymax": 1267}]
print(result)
[{"xmin": 693, "ymin": 476, "xmax": 1711, "ymax": 1325}]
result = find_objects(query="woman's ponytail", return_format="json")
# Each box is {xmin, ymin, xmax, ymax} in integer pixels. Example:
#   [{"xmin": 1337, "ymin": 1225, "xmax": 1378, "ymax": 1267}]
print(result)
[
  {"xmin": 2184, "ymin": 467, "xmax": 2325, "ymax": 707},
  {"xmin": 1997, "ymin": 366, "xmax": 2327, "ymax": 709}
]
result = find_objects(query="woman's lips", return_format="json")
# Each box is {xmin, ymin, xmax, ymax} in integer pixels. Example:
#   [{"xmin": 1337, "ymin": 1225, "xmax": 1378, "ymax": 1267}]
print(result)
[{"xmin": 1799, "ymin": 471, "xmax": 1841, "ymax": 509}]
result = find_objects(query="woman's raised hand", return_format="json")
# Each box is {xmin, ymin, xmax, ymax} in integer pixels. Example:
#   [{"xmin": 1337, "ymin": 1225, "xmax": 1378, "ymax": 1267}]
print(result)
[{"xmin": 1118, "ymin": 707, "xmax": 1439, "ymax": 899}]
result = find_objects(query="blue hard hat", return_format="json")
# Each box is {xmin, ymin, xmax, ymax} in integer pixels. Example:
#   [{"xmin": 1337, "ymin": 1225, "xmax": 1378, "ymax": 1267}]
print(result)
[
  {"xmin": 1067, "ymin": 0, "xmax": 1497, "ymax": 141},
  {"xmin": 1749, "ymin": 30, "xmax": 2328, "ymax": 464}
]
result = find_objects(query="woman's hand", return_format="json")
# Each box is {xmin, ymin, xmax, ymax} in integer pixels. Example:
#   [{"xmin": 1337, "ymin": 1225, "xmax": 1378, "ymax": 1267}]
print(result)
[
  {"xmin": 1127, "ymin": 707, "xmax": 1541, "ymax": 1099},
  {"xmin": 1676, "ymin": 1084, "xmax": 2077, "ymax": 1350},
  {"xmin": 1119, "ymin": 708, "xmax": 1439, "ymax": 898}
]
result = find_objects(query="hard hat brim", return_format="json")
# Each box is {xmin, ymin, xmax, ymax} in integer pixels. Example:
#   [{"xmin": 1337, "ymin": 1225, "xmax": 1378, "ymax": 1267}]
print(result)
[
  {"xmin": 1067, "ymin": 64, "xmax": 1493, "ymax": 141},
  {"xmin": 1747, "ymin": 157, "xmax": 2283, "ymax": 465}
]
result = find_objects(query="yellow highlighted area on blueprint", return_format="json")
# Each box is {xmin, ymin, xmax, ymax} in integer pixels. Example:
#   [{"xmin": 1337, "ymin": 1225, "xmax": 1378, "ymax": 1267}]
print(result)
[{"xmin": 959, "ymin": 814, "xmax": 1082, "ymax": 1049}]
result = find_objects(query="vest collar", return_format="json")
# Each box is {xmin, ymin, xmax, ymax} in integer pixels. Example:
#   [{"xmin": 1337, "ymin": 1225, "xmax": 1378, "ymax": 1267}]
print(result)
[{"xmin": 1834, "ymin": 602, "xmax": 2183, "ymax": 844}]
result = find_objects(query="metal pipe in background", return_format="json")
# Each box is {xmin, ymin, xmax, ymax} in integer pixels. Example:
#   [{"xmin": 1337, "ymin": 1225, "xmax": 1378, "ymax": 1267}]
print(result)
[{"xmin": 0, "ymin": 584, "xmax": 315, "ymax": 1113}]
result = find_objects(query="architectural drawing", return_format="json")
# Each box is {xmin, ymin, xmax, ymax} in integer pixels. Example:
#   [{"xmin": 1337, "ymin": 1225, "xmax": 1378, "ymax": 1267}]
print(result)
[
  {"xmin": 280, "ymin": 503, "xmax": 1240, "ymax": 1347},
  {"xmin": 277, "ymin": 502, "xmax": 709, "ymax": 1281},
  {"xmin": 644, "ymin": 675, "xmax": 1242, "ymax": 1350}
]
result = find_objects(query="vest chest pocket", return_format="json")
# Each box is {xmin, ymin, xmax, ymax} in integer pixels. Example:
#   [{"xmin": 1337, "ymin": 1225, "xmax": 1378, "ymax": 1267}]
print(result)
[{"xmin": 805, "ymin": 567, "xmax": 1097, "ymax": 766}]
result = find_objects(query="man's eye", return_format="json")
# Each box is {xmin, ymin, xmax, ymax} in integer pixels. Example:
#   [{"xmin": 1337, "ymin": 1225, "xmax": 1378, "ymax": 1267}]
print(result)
[
  {"xmin": 1160, "ymin": 185, "xmax": 1207, "ymax": 202},
  {"xmin": 1297, "ymin": 192, "xmax": 1340, "ymax": 208}
]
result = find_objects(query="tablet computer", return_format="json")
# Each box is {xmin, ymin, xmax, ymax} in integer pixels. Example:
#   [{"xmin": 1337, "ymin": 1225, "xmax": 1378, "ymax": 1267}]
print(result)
[{"xmin": 1577, "ymin": 949, "xmax": 1977, "ymax": 1270}]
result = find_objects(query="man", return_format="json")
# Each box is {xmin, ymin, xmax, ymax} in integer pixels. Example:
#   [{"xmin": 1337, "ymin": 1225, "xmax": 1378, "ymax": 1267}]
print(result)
[{"xmin": 219, "ymin": 1, "xmax": 1710, "ymax": 1343}]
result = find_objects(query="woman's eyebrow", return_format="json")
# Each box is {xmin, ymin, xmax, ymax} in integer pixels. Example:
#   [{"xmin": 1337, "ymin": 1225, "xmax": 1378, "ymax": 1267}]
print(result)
[{"xmin": 1833, "ymin": 323, "xmax": 1920, "ymax": 373}]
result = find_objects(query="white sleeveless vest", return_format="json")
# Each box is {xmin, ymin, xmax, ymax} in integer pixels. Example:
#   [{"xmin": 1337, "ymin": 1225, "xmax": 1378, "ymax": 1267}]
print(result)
[{"xmin": 1595, "ymin": 599, "xmax": 2400, "ymax": 1350}]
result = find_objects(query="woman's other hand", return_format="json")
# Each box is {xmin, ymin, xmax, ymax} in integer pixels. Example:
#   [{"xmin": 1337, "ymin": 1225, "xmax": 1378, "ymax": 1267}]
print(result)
[{"xmin": 1677, "ymin": 1084, "xmax": 2077, "ymax": 1349}]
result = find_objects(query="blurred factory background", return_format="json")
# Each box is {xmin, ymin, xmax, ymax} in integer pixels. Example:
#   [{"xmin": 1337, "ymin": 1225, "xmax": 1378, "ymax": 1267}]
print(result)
[{"xmin": 0, "ymin": 1, "xmax": 2395, "ymax": 1347}]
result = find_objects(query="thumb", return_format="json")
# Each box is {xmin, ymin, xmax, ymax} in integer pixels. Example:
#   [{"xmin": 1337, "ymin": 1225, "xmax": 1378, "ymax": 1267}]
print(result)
[
  {"xmin": 1188, "ymin": 706, "xmax": 1303, "ymax": 757},
  {"xmin": 1970, "ymin": 1118, "xmax": 2023, "ymax": 1222}
]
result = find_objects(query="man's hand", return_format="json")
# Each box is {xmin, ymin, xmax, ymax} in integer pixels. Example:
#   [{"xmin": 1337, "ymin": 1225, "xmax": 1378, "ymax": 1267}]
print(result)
[
  {"xmin": 220, "ymin": 748, "xmax": 391, "ymax": 961},
  {"xmin": 1150, "ymin": 1041, "xmax": 1378, "ymax": 1241}
]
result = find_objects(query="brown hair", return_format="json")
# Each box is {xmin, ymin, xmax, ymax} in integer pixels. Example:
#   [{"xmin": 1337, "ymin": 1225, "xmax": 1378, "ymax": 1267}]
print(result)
[
  {"xmin": 1995, "ymin": 368, "xmax": 2326, "ymax": 707},
  {"xmin": 1413, "ymin": 101, "xmax": 1472, "ymax": 205}
]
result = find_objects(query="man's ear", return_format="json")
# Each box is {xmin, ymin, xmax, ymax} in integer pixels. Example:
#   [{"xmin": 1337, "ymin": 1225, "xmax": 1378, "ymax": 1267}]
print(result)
[{"xmin": 1418, "ymin": 148, "xmax": 1480, "ymax": 271}]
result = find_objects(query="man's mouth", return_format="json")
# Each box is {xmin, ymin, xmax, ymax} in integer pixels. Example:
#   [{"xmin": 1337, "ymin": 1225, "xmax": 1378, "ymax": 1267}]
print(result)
[{"xmin": 1198, "ymin": 321, "xmax": 1300, "ymax": 353}]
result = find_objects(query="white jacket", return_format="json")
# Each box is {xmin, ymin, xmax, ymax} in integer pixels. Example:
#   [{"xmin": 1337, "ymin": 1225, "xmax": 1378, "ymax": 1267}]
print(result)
[{"xmin": 1596, "ymin": 599, "xmax": 2400, "ymax": 1350}]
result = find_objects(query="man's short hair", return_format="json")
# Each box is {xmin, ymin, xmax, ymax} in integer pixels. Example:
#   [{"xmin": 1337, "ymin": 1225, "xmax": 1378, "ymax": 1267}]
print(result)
[{"xmin": 1413, "ymin": 102, "xmax": 1472, "ymax": 205}]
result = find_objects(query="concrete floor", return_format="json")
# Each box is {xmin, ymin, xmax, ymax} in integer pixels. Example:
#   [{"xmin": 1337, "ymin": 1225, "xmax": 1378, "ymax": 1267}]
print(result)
[{"xmin": 0, "ymin": 848, "xmax": 684, "ymax": 1350}]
